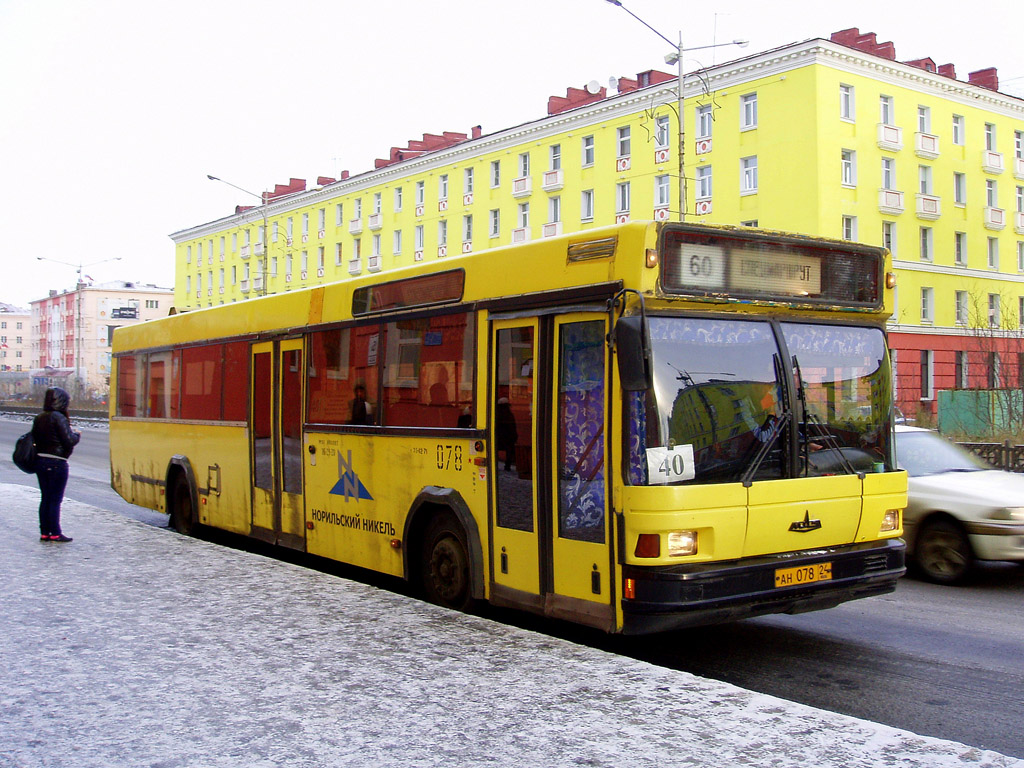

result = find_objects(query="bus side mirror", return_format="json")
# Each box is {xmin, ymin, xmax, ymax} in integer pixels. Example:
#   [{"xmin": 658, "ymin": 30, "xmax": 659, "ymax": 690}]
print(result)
[{"xmin": 615, "ymin": 315, "xmax": 651, "ymax": 391}]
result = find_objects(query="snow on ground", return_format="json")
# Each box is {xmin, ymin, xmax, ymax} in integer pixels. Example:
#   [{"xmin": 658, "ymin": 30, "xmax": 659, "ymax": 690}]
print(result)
[{"xmin": 1, "ymin": 484, "xmax": 1020, "ymax": 768}]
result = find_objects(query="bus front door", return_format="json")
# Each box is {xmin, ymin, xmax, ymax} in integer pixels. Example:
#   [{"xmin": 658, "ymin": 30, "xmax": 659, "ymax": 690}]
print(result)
[
  {"xmin": 490, "ymin": 314, "xmax": 614, "ymax": 631},
  {"xmin": 250, "ymin": 339, "xmax": 307, "ymax": 550}
]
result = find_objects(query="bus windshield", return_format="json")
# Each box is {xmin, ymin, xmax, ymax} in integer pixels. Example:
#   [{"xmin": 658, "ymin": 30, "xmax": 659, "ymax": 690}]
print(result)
[{"xmin": 630, "ymin": 316, "xmax": 892, "ymax": 485}]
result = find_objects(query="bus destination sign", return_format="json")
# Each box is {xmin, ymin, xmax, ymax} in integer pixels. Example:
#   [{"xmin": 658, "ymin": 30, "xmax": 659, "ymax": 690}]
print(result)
[{"xmin": 659, "ymin": 225, "xmax": 881, "ymax": 307}]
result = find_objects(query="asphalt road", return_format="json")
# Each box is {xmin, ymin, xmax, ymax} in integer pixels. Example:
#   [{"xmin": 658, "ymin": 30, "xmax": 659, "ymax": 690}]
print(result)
[{"xmin": 2, "ymin": 416, "xmax": 1022, "ymax": 758}]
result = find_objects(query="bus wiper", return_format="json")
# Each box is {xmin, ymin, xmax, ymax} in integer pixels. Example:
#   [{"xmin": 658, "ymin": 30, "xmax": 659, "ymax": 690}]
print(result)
[
  {"xmin": 741, "ymin": 409, "xmax": 791, "ymax": 486},
  {"xmin": 792, "ymin": 355, "xmax": 858, "ymax": 476}
]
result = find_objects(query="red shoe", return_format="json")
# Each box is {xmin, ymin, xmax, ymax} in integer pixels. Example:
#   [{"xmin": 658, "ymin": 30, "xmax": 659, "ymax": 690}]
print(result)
[
  {"xmin": 49, "ymin": 535, "xmax": 73, "ymax": 543},
  {"xmin": 40, "ymin": 535, "xmax": 51, "ymax": 541}
]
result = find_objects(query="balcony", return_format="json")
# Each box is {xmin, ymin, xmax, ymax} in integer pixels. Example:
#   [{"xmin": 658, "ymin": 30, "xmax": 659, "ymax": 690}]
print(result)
[
  {"xmin": 1016, "ymin": 211, "xmax": 1024, "ymax": 235},
  {"xmin": 984, "ymin": 206, "xmax": 1006, "ymax": 230},
  {"xmin": 463, "ymin": 193, "xmax": 474, "ymax": 206},
  {"xmin": 240, "ymin": 245, "xmax": 250, "ymax": 260},
  {"xmin": 541, "ymin": 169, "xmax": 564, "ymax": 192},
  {"xmin": 983, "ymin": 151, "xmax": 1004, "ymax": 174},
  {"xmin": 254, "ymin": 242, "xmax": 265, "ymax": 256},
  {"xmin": 914, "ymin": 132, "xmax": 939, "ymax": 159},
  {"xmin": 695, "ymin": 139, "xmax": 712, "ymax": 155},
  {"xmin": 542, "ymin": 222, "xmax": 563, "ymax": 238},
  {"xmin": 877, "ymin": 123, "xmax": 903, "ymax": 152},
  {"xmin": 368, "ymin": 213, "xmax": 383, "ymax": 231},
  {"xmin": 1015, "ymin": 156, "xmax": 1024, "ymax": 180},
  {"xmin": 694, "ymin": 200, "xmax": 712, "ymax": 216},
  {"xmin": 367, "ymin": 255, "xmax": 382, "ymax": 272},
  {"xmin": 512, "ymin": 177, "xmax": 532, "ymax": 198},
  {"xmin": 414, "ymin": 250, "xmax": 424, "ymax": 262},
  {"xmin": 349, "ymin": 218, "xmax": 363, "ymax": 235},
  {"xmin": 654, "ymin": 206, "xmax": 671, "ymax": 221},
  {"xmin": 462, "ymin": 241, "xmax": 472, "ymax": 254},
  {"xmin": 655, "ymin": 148, "xmax": 671, "ymax": 163},
  {"xmin": 511, "ymin": 227, "xmax": 531, "ymax": 243},
  {"xmin": 616, "ymin": 157, "xmax": 631, "ymax": 172},
  {"xmin": 239, "ymin": 280, "xmax": 250, "ymax": 293},
  {"xmin": 915, "ymin": 194, "xmax": 941, "ymax": 220},
  {"xmin": 878, "ymin": 189, "xmax": 905, "ymax": 215},
  {"xmin": 348, "ymin": 258, "xmax": 362, "ymax": 275},
  {"xmin": 253, "ymin": 276, "xmax": 264, "ymax": 292}
]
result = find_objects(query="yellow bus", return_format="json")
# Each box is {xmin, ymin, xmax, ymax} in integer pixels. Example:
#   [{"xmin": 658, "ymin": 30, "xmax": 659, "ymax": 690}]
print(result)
[{"xmin": 110, "ymin": 221, "xmax": 906, "ymax": 633}]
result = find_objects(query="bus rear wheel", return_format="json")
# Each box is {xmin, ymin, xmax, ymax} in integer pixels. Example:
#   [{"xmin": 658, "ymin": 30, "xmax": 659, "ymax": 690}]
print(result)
[
  {"xmin": 421, "ymin": 514, "xmax": 473, "ymax": 612},
  {"xmin": 170, "ymin": 474, "xmax": 197, "ymax": 536}
]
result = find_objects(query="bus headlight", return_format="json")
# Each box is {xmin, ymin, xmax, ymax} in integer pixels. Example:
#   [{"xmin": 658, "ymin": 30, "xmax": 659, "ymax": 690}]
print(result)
[
  {"xmin": 667, "ymin": 530, "xmax": 698, "ymax": 557},
  {"xmin": 880, "ymin": 509, "xmax": 900, "ymax": 532}
]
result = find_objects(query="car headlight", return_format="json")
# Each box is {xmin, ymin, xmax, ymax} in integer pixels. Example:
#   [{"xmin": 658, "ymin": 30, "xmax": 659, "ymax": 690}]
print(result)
[
  {"xmin": 880, "ymin": 509, "xmax": 901, "ymax": 532},
  {"xmin": 667, "ymin": 530, "xmax": 698, "ymax": 557},
  {"xmin": 989, "ymin": 507, "xmax": 1024, "ymax": 521}
]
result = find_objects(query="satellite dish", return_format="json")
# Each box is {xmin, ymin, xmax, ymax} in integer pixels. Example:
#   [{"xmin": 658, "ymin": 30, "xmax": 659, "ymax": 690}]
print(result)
[
  {"xmin": 608, "ymin": 76, "xmax": 619, "ymax": 94},
  {"xmin": 585, "ymin": 80, "xmax": 602, "ymax": 95}
]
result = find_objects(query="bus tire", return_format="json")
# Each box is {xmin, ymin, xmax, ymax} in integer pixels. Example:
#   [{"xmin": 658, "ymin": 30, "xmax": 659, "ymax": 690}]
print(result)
[
  {"xmin": 915, "ymin": 517, "xmax": 972, "ymax": 585},
  {"xmin": 421, "ymin": 513, "xmax": 475, "ymax": 612},
  {"xmin": 169, "ymin": 473, "xmax": 197, "ymax": 536}
]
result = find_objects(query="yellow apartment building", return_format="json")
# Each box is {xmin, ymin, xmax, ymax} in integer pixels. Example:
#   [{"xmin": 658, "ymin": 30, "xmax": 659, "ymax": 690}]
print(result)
[{"xmin": 171, "ymin": 28, "xmax": 1024, "ymax": 421}]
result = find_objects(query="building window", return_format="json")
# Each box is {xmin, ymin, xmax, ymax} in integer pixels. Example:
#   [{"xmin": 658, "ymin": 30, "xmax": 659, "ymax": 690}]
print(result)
[
  {"xmin": 438, "ymin": 174, "xmax": 448, "ymax": 201},
  {"xmin": 1017, "ymin": 130, "xmax": 1024, "ymax": 159},
  {"xmin": 841, "ymin": 149, "xmax": 856, "ymax": 186},
  {"xmin": 917, "ymin": 105, "xmax": 931, "ymax": 134},
  {"xmin": 988, "ymin": 237, "xmax": 999, "ymax": 270},
  {"xmin": 371, "ymin": 236, "xmax": 380, "ymax": 258},
  {"xmin": 740, "ymin": 93, "xmax": 757, "ymax": 129},
  {"xmin": 518, "ymin": 152, "xmax": 530, "ymax": 177},
  {"xmin": 740, "ymin": 156, "xmax": 758, "ymax": 194},
  {"xmin": 955, "ymin": 351, "xmax": 968, "ymax": 388},
  {"xmin": 581, "ymin": 135, "xmax": 594, "ymax": 167},
  {"xmin": 954, "ymin": 172, "xmax": 966, "ymax": 205},
  {"xmin": 840, "ymin": 84, "xmax": 855, "ymax": 120},
  {"xmin": 988, "ymin": 352, "xmax": 1001, "ymax": 388},
  {"xmin": 302, "ymin": 213, "xmax": 309, "ymax": 238},
  {"xmin": 986, "ymin": 179, "xmax": 998, "ymax": 208},
  {"xmin": 415, "ymin": 225, "xmax": 424, "ymax": 250},
  {"xmin": 438, "ymin": 220, "xmax": 447, "ymax": 246},
  {"xmin": 335, "ymin": 204, "xmax": 343, "ymax": 226},
  {"xmin": 372, "ymin": 193, "xmax": 382, "ymax": 216},
  {"xmin": 1019, "ymin": 241, "xmax": 1024, "ymax": 272},
  {"xmin": 655, "ymin": 174, "xmax": 672, "ymax": 207},
  {"xmin": 393, "ymin": 230, "xmax": 402, "ymax": 255},
  {"xmin": 335, "ymin": 243, "xmax": 343, "ymax": 266},
  {"xmin": 952, "ymin": 115, "xmax": 965, "ymax": 146},
  {"xmin": 881, "ymin": 158, "xmax": 895, "ymax": 190},
  {"xmin": 882, "ymin": 221, "xmax": 896, "ymax": 256},
  {"xmin": 394, "ymin": 186, "xmax": 403, "ymax": 212},
  {"xmin": 463, "ymin": 214, "xmax": 473, "ymax": 241},
  {"xmin": 654, "ymin": 115, "xmax": 670, "ymax": 149},
  {"xmin": 549, "ymin": 144, "xmax": 561, "ymax": 171},
  {"xmin": 1017, "ymin": 185, "xmax": 1024, "ymax": 213},
  {"xmin": 842, "ymin": 215, "xmax": 857, "ymax": 241},
  {"xmin": 490, "ymin": 209, "xmax": 500, "ymax": 238},
  {"xmin": 696, "ymin": 104, "xmax": 712, "ymax": 139},
  {"xmin": 955, "ymin": 232, "xmax": 967, "ymax": 265},
  {"xmin": 616, "ymin": 127, "xmax": 630, "ymax": 158},
  {"xmin": 581, "ymin": 190, "xmax": 594, "ymax": 222},
  {"xmin": 616, "ymin": 182, "xmax": 630, "ymax": 214},
  {"xmin": 464, "ymin": 167, "xmax": 474, "ymax": 195},
  {"xmin": 548, "ymin": 197, "xmax": 561, "ymax": 224},
  {"xmin": 989, "ymin": 294, "xmax": 1001, "ymax": 327},
  {"xmin": 920, "ymin": 350, "xmax": 934, "ymax": 399},
  {"xmin": 955, "ymin": 290, "xmax": 968, "ymax": 325},
  {"xmin": 985, "ymin": 123, "xmax": 997, "ymax": 152},
  {"xmin": 518, "ymin": 202, "xmax": 530, "ymax": 229},
  {"xmin": 918, "ymin": 165, "xmax": 932, "ymax": 195},
  {"xmin": 879, "ymin": 95, "xmax": 894, "ymax": 125},
  {"xmin": 694, "ymin": 167, "xmax": 711, "ymax": 200},
  {"xmin": 490, "ymin": 160, "xmax": 501, "ymax": 188},
  {"xmin": 920, "ymin": 227, "xmax": 933, "ymax": 261}
]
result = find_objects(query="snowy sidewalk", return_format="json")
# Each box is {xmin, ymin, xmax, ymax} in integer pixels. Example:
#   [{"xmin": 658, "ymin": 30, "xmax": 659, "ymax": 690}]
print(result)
[{"xmin": 0, "ymin": 484, "xmax": 1020, "ymax": 768}]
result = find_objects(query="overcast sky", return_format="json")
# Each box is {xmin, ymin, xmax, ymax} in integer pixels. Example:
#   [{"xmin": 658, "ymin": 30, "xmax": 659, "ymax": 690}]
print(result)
[{"xmin": 1, "ymin": 0, "xmax": 1021, "ymax": 308}]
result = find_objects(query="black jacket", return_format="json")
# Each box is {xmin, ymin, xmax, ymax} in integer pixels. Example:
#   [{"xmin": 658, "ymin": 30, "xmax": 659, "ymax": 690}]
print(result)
[{"xmin": 32, "ymin": 398, "xmax": 80, "ymax": 459}]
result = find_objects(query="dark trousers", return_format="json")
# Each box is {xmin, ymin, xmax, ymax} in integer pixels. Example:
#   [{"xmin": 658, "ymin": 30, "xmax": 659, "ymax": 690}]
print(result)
[{"xmin": 36, "ymin": 457, "xmax": 69, "ymax": 537}]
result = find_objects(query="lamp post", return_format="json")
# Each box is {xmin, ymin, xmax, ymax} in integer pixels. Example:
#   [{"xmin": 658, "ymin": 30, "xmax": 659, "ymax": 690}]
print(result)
[
  {"xmin": 36, "ymin": 255, "xmax": 122, "ymax": 394},
  {"xmin": 207, "ymin": 174, "xmax": 270, "ymax": 297},
  {"xmin": 604, "ymin": 0, "xmax": 747, "ymax": 221}
]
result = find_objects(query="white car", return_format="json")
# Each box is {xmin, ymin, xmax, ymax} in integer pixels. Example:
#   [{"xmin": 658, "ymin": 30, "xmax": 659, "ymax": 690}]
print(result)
[{"xmin": 896, "ymin": 425, "xmax": 1024, "ymax": 584}]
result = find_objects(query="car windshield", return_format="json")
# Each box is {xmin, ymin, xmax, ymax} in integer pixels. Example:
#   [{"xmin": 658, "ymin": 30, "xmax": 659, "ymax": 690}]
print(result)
[
  {"xmin": 895, "ymin": 430, "xmax": 992, "ymax": 476},
  {"xmin": 626, "ymin": 316, "xmax": 893, "ymax": 485}
]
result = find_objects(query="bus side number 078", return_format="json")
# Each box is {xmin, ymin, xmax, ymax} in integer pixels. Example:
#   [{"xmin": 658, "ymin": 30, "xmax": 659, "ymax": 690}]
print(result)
[{"xmin": 436, "ymin": 444, "xmax": 463, "ymax": 471}]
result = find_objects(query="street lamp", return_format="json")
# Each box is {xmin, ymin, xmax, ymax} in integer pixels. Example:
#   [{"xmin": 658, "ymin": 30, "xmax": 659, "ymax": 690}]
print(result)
[
  {"xmin": 207, "ymin": 174, "xmax": 270, "ymax": 296},
  {"xmin": 604, "ymin": 0, "xmax": 748, "ymax": 221},
  {"xmin": 36, "ymin": 255, "xmax": 122, "ymax": 394}
]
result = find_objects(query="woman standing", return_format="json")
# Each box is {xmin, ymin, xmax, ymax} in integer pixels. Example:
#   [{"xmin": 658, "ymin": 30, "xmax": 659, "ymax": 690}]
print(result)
[{"xmin": 32, "ymin": 387, "xmax": 80, "ymax": 542}]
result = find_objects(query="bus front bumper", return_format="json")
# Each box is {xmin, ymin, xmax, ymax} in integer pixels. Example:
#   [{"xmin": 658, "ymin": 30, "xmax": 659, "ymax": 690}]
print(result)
[{"xmin": 620, "ymin": 539, "xmax": 905, "ymax": 635}]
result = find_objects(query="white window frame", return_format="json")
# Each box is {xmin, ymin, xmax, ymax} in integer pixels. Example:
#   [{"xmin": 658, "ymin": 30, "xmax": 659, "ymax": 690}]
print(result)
[
  {"xmin": 740, "ymin": 93, "xmax": 758, "ymax": 129},
  {"xmin": 655, "ymin": 174, "xmax": 672, "ymax": 207},
  {"xmin": 694, "ymin": 167, "xmax": 711, "ymax": 200},
  {"xmin": 654, "ymin": 115, "xmax": 670, "ymax": 149},
  {"xmin": 548, "ymin": 196, "xmax": 561, "ymax": 224},
  {"xmin": 841, "ymin": 149, "xmax": 856, "ymax": 187},
  {"xmin": 549, "ymin": 144, "xmax": 561, "ymax": 171},
  {"xmin": 988, "ymin": 237, "xmax": 999, "ymax": 270},
  {"xmin": 881, "ymin": 157, "xmax": 895, "ymax": 190},
  {"xmin": 955, "ymin": 232, "xmax": 968, "ymax": 266},
  {"xmin": 616, "ymin": 182, "xmax": 630, "ymax": 214},
  {"xmin": 920, "ymin": 226, "xmax": 933, "ymax": 261},
  {"xmin": 985, "ymin": 123, "xmax": 997, "ymax": 152},
  {"xmin": 840, "ymin": 84, "xmax": 855, "ymax": 120},
  {"xmin": 581, "ymin": 135, "xmax": 595, "ymax": 167},
  {"xmin": 952, "ymin": 115, "xmax": 965, "ymax": 146},
  {"xmin": 740, "ymin": 156, "xmax": 758, "ymax": 194},
  {"xmin": 882, "ymin": 221, "xmax": 896, "ymax": 256},
  {"xmin": 581, "ymin": 190, "xmax": 594, "ymax": 222},
  {"xmin": 489, "ymin": 209, "xmax": 500, "ymax": 238},
  {"xmin": 920, "ymin": 287, "xmax": 934, "ymax": 323},
  {"xmin": 842, "ymin": 215, "xmax": 857, "ymax": 241},
  {"xmin": 986, "ymin": 179, "xmax": 998, "ymax": 208},
  {"xmin": 394, "ymin": 187, "xmax": 403, "ymax": 212},
  {"xmin": 879, "ymin": 95, "xmax": 894, "ymax": 126},
  {"xmin": 954, "ymin": 172, "xmax": 966, "ymax": 205},
  {"xmin": 464, "ymin": 168, "xmax": 474, "ymax": 195},
  {"xmin": 696, "ymin": 104, "xmax": 712, "ymax": 139},
  {"xmin": 917, "ymin": 105, "xmax": 931, "ymax": 134},
  {"xmin": 616, "ymin": 126, "xmax": 631, "ymax": 158},
  {"xmin": 955, "ymin": 290, "xmax": 968, "ymax": 326},
  {"xmin": 490, "ymin": 160, "xmax": 501, "ymax": 188},
  {"xmin": 518, "ymin": 152, "xmax": 530, "ymax": 178},
  {"xmin": 919, "ymin": 165, "xmax": 932, "ymax": 195}
]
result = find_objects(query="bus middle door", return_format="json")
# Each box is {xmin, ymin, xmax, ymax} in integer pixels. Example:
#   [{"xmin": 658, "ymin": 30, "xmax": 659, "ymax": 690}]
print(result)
[{"xmin": 250, "ymin": 338, "xmax": 307, "ymax": 550}]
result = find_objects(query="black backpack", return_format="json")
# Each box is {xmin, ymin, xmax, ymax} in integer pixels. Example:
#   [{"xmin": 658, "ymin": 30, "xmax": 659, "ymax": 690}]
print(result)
[{"xmin": 12, "ymin": 431, "xmax": 37, "ymax": 474}]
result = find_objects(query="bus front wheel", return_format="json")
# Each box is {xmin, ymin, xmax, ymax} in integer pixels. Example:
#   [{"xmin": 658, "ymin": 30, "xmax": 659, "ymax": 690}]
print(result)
[
  {"xmin": 421, "ymin": 513, "xmax": 474, "ymax": 612},
  {"xmin": 170, "ymin": 474, "xmax": 197, "ymax": 536}
]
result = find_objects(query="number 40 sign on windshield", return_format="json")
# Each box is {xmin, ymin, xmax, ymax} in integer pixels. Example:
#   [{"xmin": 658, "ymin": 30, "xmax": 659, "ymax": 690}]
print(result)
[{"xmin": 646, "ymin": 444, "xmax": 696, "ymax": 484}]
